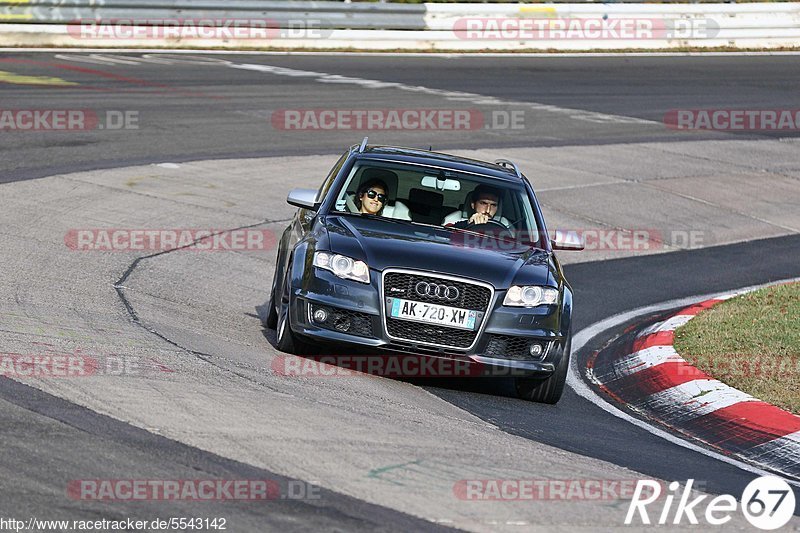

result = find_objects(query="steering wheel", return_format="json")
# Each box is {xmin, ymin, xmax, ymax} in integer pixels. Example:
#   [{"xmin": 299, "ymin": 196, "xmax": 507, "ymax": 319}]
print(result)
[
  {"xmin": 466, "ymin": 220, "xmax": 515, "ymax": 240},
  {"xmin": 468, "ymin": 219, "xmax": 507, "ymax": 230}
]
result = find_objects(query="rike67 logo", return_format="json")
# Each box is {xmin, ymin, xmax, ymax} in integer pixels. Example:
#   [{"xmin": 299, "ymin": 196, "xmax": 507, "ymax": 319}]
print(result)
[{"xmin": 626, "ymin": 477, "xmax": 796, "ymax": 530}]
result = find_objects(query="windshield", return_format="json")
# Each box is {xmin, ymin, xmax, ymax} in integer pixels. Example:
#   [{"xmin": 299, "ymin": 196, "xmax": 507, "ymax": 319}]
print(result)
[{"xmin": 332, "ymin": 160, "xmax": 543, "ymax": 247}]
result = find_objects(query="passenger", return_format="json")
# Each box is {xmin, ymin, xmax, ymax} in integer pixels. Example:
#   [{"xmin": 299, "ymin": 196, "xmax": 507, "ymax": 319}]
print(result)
[
  {"xmin": 356, "ymin": 178, "xmax": 389, "ymax": 216},
  {"xmin": 452, "ymin": 185, "xmax": 501, "ymax": 229}
]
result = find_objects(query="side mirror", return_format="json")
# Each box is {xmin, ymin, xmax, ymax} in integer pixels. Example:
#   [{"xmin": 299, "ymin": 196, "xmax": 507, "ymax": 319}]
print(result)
[
  {"xmin": 551, "ymin": 230, "xmax": 585, "ymax": 251},
  {"xmin": 287, "ymin": 188, "xmax": 319, "ymax": 211}
]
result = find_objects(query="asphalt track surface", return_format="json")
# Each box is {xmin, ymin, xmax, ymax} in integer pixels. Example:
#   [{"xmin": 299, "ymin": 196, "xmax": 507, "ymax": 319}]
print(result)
[
  {"xmin": 433, "ymin": 236, "xmax": 800, "ymax": 493},
  {"xmin": 2, "ymin": 53, "xmax": 800, "ymax": 182},
  {"xmin": 1, "ymin": 52, "xmax": 800, "ymax": 529}
]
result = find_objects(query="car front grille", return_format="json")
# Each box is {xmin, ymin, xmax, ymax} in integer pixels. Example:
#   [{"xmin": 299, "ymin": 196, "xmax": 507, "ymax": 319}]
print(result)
[
  {"xmin": 383, "ymin": 271, "xmax": 492, "ymax": 350},
  {"xmin": 384, "ymin": 272, "xmax": 491, "ymax": 310},
  {"xmin": 386, "ymin": 319, "xmax": 478, "ymax": 349}
]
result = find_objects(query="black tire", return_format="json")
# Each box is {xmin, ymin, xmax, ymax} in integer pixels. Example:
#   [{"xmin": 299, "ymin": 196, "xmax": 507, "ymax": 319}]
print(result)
[
  {"xmin": 265, "ymin": 287, "xmax": 278, "ymax": 329},
  {"xmin": 276, "ymin": 305, "xmax": 298, "ymax": 354},
  {"xmin": 515, "ymin": 337, "xmax": 571, "ymax": 404},
  {"xmin": 275, "ymin": 263, "xmax": 312, "ymax": 355},
  {"xmin": 265, "ymin": 249, "xmax": 285, "ymax": 329}
]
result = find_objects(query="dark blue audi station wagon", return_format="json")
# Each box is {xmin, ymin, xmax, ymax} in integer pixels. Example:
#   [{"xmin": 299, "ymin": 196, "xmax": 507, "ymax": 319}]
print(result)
[{"xmin": 265, "ymin": 139, "xmax": 583, "ymax": 404}]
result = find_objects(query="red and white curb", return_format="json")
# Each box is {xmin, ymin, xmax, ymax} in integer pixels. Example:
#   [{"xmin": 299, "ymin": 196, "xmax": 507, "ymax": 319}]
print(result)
[{"xmin": 588, "ymin": 292, "xmax": 800, "ymax": 480}]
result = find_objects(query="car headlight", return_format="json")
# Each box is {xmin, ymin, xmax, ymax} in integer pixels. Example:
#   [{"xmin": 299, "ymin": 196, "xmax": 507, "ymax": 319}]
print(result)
[
  {"xmin": 503, "ymin": 285, "xmax": 559, "ymax": 307},
  {"xmin": 313, "ymin": 252, "xmax": 370, "ymax": 284}
]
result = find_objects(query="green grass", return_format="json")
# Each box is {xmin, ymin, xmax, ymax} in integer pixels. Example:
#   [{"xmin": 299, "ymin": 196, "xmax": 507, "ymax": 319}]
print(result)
[{"xmin": 673, "ymin": 283, "xmax": 800, "ymax": 414}]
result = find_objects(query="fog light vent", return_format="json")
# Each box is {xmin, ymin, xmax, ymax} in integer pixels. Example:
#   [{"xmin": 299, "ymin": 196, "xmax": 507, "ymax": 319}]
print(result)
[
  {"xmin": 484, "ymin": 335, "xmax": 549, "ymax": 360},
  {"xmin": 334, "ymin": 316, "xmax": 352, "ymax": 332},
  {"xmin": 310, "ymin": 304, "xmax": 374, "ymax": 338}
]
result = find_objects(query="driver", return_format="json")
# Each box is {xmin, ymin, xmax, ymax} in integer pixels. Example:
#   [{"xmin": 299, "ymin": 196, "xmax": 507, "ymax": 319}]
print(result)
[{"xmin": 452, "ymin": 185, "xmax": 502, "ymax": 229}]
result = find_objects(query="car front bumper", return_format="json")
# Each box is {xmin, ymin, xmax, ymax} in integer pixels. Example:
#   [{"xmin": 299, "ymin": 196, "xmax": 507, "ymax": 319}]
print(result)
[{"xmin": 287, "ymin": 269, "xmax": 567, "ymax": 378}]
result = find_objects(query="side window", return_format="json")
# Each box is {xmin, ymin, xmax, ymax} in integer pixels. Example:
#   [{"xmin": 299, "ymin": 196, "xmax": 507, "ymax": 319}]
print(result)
[{"xmin": 315, "ymin": 152, "xmax": 348, "ymax": 204}]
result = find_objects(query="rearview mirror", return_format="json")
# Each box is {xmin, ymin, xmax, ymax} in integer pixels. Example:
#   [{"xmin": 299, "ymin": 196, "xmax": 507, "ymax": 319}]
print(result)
[
  {"xmin": 551, "ymin": 230, "xmax": 585, "ymax": 251},
  {"xmin": 421, "ymin": 176, "xmax": 461, "ymax": 191},
  {"xmin": 287, "ymin": 188, "xmax": 319, "ymax": 211}
]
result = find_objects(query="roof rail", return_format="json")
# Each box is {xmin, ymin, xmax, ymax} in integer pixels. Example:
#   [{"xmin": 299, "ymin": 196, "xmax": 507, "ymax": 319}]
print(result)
[
  {"xmin": 494, "ymin": 159, "xmax": 523, "ymax": 179},
  {"xmin": 358, "ymin": 137, "xmax": 369, "ymax": 153}
]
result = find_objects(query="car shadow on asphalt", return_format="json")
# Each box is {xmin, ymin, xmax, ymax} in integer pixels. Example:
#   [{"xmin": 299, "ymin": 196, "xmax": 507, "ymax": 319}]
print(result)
[{"xmin": 256, "ymin": 330, "xmax": 519, "ymax": 404}]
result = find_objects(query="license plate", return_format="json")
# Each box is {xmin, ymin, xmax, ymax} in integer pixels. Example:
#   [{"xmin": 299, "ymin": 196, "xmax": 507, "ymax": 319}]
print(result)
[{"xmin": 388, "ymin": 298, "xmax": 478, "ymax": 330}]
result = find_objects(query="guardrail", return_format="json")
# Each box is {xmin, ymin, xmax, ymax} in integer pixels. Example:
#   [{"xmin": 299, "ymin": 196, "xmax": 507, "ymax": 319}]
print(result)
[
  {"xmin": 1, "ymin": 1, "xmax": 799, "ymax": 51},
  {"xmin": 0, "ymin": 1, "xmax": 427, "ymax": 29}
]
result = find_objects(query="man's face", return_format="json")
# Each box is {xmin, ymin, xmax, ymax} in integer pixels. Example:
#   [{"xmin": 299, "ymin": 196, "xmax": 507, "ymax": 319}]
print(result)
[{"xmin": 472, "ymin": 193, "xmax": 499, "ymax": 218}]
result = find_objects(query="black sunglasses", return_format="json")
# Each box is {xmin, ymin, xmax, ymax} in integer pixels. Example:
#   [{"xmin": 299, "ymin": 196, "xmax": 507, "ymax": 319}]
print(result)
[{"xmin": 364, "ymin": 189, "xmax": 387, "ymax": 203}]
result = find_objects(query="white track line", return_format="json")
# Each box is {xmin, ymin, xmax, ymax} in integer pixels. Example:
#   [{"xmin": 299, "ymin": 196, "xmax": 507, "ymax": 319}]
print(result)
[
  {"xmin": 227, "ymin": 61, "xmax": 652, "ymax": 125},
  {"xmin": 567, "ymin": 276, "xmax": 800, "ymax": 487},
  {"xmin": 36, "ymin": 50, "xmax": 655, "ymax": 125}
]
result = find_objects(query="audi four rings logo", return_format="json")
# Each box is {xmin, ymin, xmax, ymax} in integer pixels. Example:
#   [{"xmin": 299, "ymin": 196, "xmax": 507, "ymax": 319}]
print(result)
[{"xmin": 415, "ymin": 282, "xmax": 460, "ymax": 301}]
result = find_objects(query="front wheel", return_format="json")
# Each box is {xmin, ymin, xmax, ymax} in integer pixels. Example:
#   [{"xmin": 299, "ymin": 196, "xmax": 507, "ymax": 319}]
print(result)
[
  {"xmin": 515, "ymin": 337, "xmax": 571, "ymax": 404},
  {"xmin": 275, "ymin": 263, "xmax": 312, "ymax": 355},
  {"xmin": 265, "ymin": 285, "xmax": 278, "ymax": 329},
  {"xmin": 265, "ymin": 248, "xmax": 286, "ymax": 329}
]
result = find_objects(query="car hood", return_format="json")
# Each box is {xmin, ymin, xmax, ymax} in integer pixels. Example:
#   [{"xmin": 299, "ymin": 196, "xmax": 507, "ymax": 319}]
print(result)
[{"xmin": 321, "ymin": 215, "xmax": 555, "ymax": 289}]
